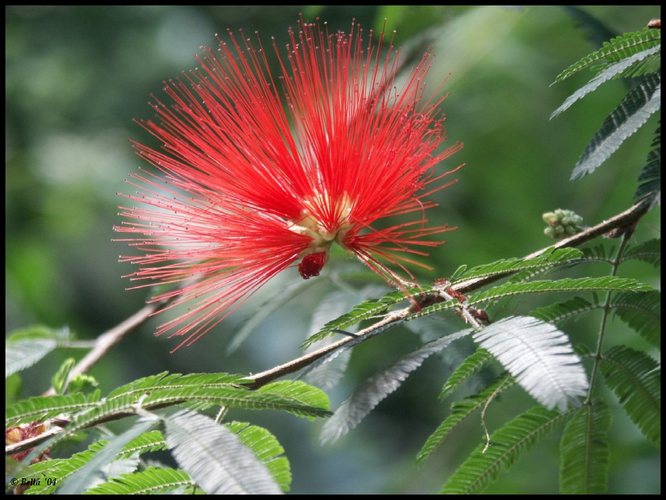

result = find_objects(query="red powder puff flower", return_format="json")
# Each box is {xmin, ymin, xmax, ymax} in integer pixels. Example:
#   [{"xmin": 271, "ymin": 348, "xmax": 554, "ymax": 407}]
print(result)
[{"xmin": 115, "ymin": 19, "xmax": 463, "ymax": 350}]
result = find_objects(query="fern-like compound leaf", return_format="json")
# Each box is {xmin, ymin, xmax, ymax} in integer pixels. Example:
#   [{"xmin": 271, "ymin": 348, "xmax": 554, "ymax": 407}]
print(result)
[
  {"xmin": 473, "ymin": 316, "xmax": 588, "ymax": 411},
  {"xmin": 164, "ymin": 409, "xmax": 282, "ymax": 494},
  {"xmin": 418, "ymin": 375, "xmax": 514, "ymax": 463},
  {"xmin": 442, "ymin": 406, "xmax": 569, "ymax": 493},
  {"xmin": 570, "ymin": 73, "xmax": 660, "ymax": 180},
  {"xmin": 559, "ymin": 401, "xmax": 611, "ymax": 494},
  {"xmin": 84, "ymin": 467, "xmax": 194, "ymax": 495},
  {"xmin": 320, "ymin": 329, "xmax": 471, "ymax": 444},
  {"xmin": 552, "ymin": 27, "xmax": 661, "ymax": 84},
  {"xmin": 634, "ymin": 126, "xmax": 661, "ymax": 209},
  {"xmin": 551, "ymin": 46, "xmax": 660, "ymax": 119},
  {"xmin": 600, "ymin": 346, "xmax": 660, "ymax": 444}
]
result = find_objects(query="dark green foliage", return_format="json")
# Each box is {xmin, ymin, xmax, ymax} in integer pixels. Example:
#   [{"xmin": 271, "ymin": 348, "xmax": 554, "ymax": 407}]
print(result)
[
  {"xmin": 58, "ymin": 418, "xmax": 157, "ymax": 494},
  {"xmin": 17, "ymin": 440, "xmax": 110, "ymax": 494},
  {"xmin": 439, "ymin": 348, "xmax": 493, "ymax": 400},
  {"xmin": 621, "ymin": 238, "xmax": 661, "ymax": 267},
  {"xmin": 634, "ymin": 125, "xmax": 661, "ymax": 209},
  {"xmin": 600, "ymin": 346, "xmax": 660, "ymax": 445},
  {"xmin": 530, "ymin": 296, "xmax": 600, "ymax": 324},
  {"xmin": 116, "ymin": 430, "xmax": 168, "ymax": 459},
  {"xmin": 226, "ymin": 421, "xmax": 292, "ymax": 492},
  {"xmin": 551, "ymin": 23, "xmax": 660, "ymax": 184},
  {"xmin": 417, "ymin": 375, "xmax": 515, "ymax": 464},
  {"xmin": 441, "ymin": 406, "xmax": 569, "ymax": 493},
  {"xmin": 611, "ymin": 291, "xmax": 661, "ymax": 348},
  {"xmin": 551, "ymin": 46, "xmax": 660, "ymax": 120},
  {"xmin": 559, "ymin": 401, "xmax": 611, "ymax": 493}
]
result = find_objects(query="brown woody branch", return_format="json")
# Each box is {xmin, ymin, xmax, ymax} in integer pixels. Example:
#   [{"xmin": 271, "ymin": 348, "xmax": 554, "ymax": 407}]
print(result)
[
  {"xmin": 246, "ymin": 200, "xmax": 649, "ymax": 387},
  {"xmin": 7, "ymin": 201, "xmax": 650, "ymax": 456}
]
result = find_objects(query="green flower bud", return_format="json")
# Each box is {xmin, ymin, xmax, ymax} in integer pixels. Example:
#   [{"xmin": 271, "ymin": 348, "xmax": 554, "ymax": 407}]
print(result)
[{"xmin": 542, "ymin": 212, "xmax": 559, "ymax": 226}]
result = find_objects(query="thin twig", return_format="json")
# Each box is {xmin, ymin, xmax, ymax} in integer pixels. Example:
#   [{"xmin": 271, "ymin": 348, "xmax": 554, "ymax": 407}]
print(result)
[
  {"xmin": 42, "ymin": 297, "xmax": 174, "ymax": 397},
  {"xmin": 5, "ymin": 426, "xmax": 65, "ymax": 456}
]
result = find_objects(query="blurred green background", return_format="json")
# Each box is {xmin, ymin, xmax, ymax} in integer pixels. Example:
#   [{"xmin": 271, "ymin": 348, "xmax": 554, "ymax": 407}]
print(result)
[{"xmin": 6, "ymin": 5, "xmax": 660, "ymax": 494}]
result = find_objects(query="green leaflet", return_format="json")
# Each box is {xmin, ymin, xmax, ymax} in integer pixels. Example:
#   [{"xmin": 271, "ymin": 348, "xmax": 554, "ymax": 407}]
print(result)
[
  {"xmin": 439, "ymin": 348, "xmax": 493, "ymax": 400},
  {"xmin": 450, "ymin": 248, "xmax": 584, "ymax": 283},
  {"xmin": 417, "ymin": 375, "xmax": 514, "ymax": 464},
  {"xmin": 51, "ymin": 358, "xmax": 76, "ymax": 395},
  {"xmin": 621, "ymin": 238, "xmax": 661, "ymax": 267},
  {"xmin": 611, "ymin": 291, "xmax": 661, "ymax": 348},
  {"xmin": 58, "ymin": 417, "xmax": 158, "ymax": 494},
  {"xmin": 18, "ymin": 440, "xmax": 108, "ymax": 494},
  {"xmin": 104, "ymin": 371, "xmax": 246, "ymax": 399},
  {"xmin": 41, "ymin": 374, "xmax": 329, "ymax": 453},
  {"xmin": 84, "ymin": 467, "xmax": 194, "ymax": 495},
  {"xmin": 530, "ymin": 296, "xmax": 600, "ymax": 324},
  {"xmin": 570, "ymin": 73, "xmax": 661, "ymax": 180},
  {"xmin": 529, "ymin": 290, "xmax": 660, "ymax": 348},
  {"xmin": 89, "ymin": 422, "xmax": 291, "ymax": 493},
  {"xmin": 6, "ymin": 391, "xmax": 101, "ymax": 426},
  {"xmin": 6, "ymin": 325, "xmax": 71, "ymax": 377},
  {"xmin": 634, "ymin": 125, "xmax": 660, "ymax": 209},
  {"xmin": 320, "ymin": 329, "xmax": 471, "ymax": 444},
  {"xmin": 579, "ymin": 244, "xmax": 614, "ymax": 263},
  {"xmin": 164, "ymin": 410, "xmax": 282, "ymax": 494},
  {"xmin": 552, "ymin": 27, "xmax": 661, "ymax": 84},
  {"xmin": 18, "ymin": 427, "xmax": 167, "ymax": 494},
  {"xmin": 469, "ymin": 276, "xmax": 654, "ymax": 306},
  {"xmin": 441, "ymin": 406, "xmax": 570, "ymax": 494},
  {"xmin": 473, "ymin": 316, "xmax": 588, "ymax": 411},
  {"xmin": 115, "ymin": 430, "xmax": 168, "ymax": 459},
  {"xmin": 254, "ymin": 380, "xmax": 331, "ymax": 420},
  {"xmin": 559, "ymin": 401, "xmax": 611, "ymax": 494},
  {"xmin": 551, "ymin": 46, "xmax": 660, "ymax": 119},
  {"xmin": 226, "ymin": 421, "xmax": 292, "ymax": 492},
  {"xmin": 600, "ymin": 346, "xmax": 660, "ymax": 445},
  {"xmin": 302, "ymin": 288, "xmax": 415, "ymax": 347}
]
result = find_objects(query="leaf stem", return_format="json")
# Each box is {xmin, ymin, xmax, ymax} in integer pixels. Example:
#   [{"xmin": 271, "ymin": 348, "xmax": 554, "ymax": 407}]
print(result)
[{"xmin": 584, "ymin": 233, "xmax": 631, "ymax": 405}]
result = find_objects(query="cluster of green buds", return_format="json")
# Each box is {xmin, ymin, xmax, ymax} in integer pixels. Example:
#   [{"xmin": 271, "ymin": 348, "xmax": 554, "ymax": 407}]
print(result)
[{"xmin": 542, "ymin": 209, "xmax": 584, "ymax": 239}]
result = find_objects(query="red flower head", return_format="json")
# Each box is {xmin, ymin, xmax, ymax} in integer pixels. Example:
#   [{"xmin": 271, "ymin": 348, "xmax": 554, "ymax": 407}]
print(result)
[{"xmin": 115, "ymin": 19, "xmax": 463, "ymax": 350}]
